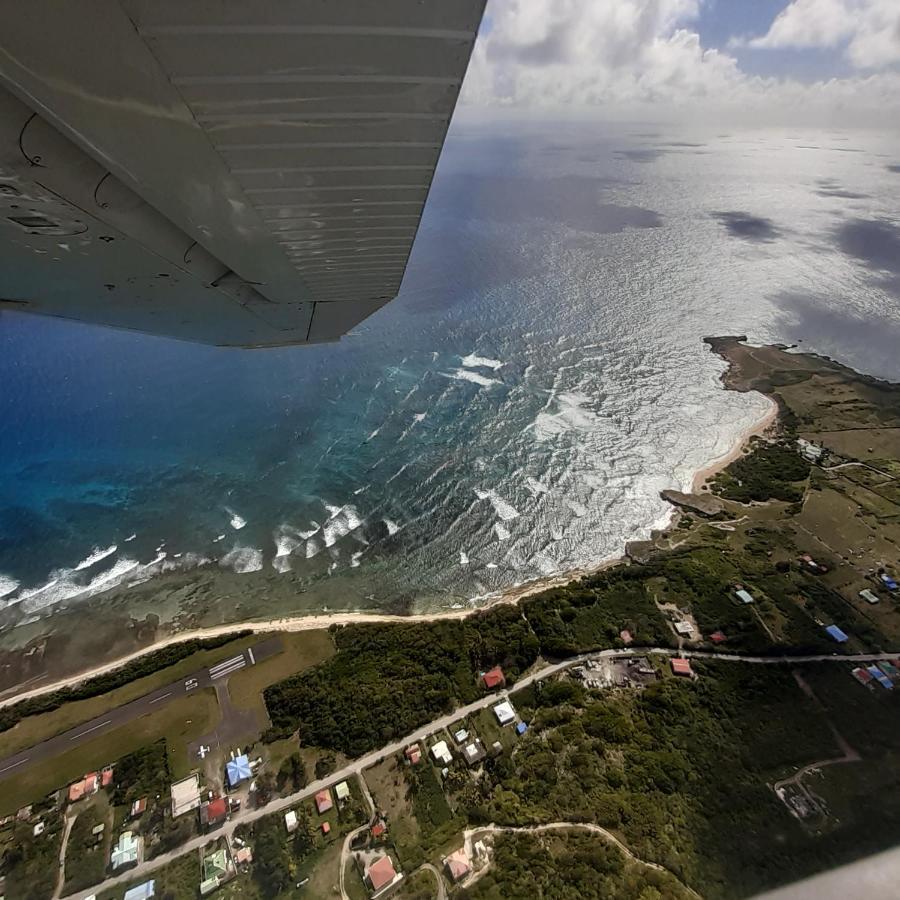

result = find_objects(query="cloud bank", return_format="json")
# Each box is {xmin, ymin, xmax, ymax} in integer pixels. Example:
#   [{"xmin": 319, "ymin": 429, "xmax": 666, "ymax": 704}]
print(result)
[{"xmin": 461, "ymin": 0, "xmax": 900, "ymax": 125}]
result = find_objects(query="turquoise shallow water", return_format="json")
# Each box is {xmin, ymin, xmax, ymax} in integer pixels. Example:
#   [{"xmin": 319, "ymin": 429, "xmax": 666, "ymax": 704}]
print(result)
[{"xmin": 1, "ymin": 121, "xmax": 899, "ymax": 622}]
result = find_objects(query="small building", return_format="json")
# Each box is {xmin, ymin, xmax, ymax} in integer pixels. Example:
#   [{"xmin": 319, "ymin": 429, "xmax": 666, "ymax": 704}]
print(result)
[
  {"xmin": 825, "ymin": 625, "xmax": 849, "ymax": 643},
  {"xmin": 365, "ymin": 855, "xmax": 398, "ymax": 894},
  {"xmin": 878, "ymin": 661, "xmax": 900, "ymax": 681},
  {"xmin": 516, "ymin": 722, "xmax": 528, "ymax": 736},
  {"xmin": 493, "ymin": 700, "xmax": 516, "ymax": 726},
  {"xmin": 91, "ymin": 823, "xmax": 105, "ymax": 839},
  {"xmin": 462, "ymin": 740, "xmax": 486, "ymax": 767},
  {"xmin": 671, "ymin": 658, "xmax": 693, "ymax": 678},
  {"xmin": 674, "ymin": 621, "xmax": 694, "ymax": 636},
  {"xmin": 334, "ymin": 781, "xmax": 350, "ymax": 802},
  {"xmin": 404, "ymin": 744, "xmax": 421, "ymax": 765},
  {"xmin": 129, "ymin": 798, "xmax": 147, "ymax": 819},
  {"xmin": 33, "ymin": 821, "xmax": 44, "ymax": 837},
  {"xmin": 490, "ymin": 741, "xmax": 503, "ymax": 756},
  {"xmin": 453, "ymin": 728, "xmax": 469, "ymax": 744},
  {"xmin": 482, "ymin": 666, "xmax": 505, "ymax": 690},
  {"xmin": 321, "ymin": 821, "xmax": 331, "ymax": 836},
  {"xmin": 431, "ymin": 740, "xmax": 453, "ymax": 766},
  {"xmin": 735, "ymin": 588, "xmax": 755, "ymax": 605},
  {"xmin": 444, "ymin": 847, "xmax": 472, "ymax": 883},
  {"xmin": 170, "ymin": 775, "xmax": 201, "ymax": 818},
  {"xmin": 226, "ymin": 754, "xmax": 252, "ymax": 788},
  {"xmin": 619, "ymin": 629, "xmax": 633, "ymax": 644},
  {"xmin": 852, "ymin": 667, "xmax": 874, "ymax": 687},
  {"xmin": 68, "ymin": 772, "xmax": 100, "ymax": 803},
  {"xmin": 371, "ymin": 821, "xmax": 387, "ymax": 840},
  {"xmin": 867, "ymin": 665, "xmax": 894, "ymax": 690},
  {"xmin": 200, "ymin": 797, "xmax": 228, "ymax": 829},
  {"xmin": 709, "ymin": 630, "xmax": 727, "ymax": 644},
  {"xmin": 285, "ymin": 810, "xmax": 298, "ymax": 833},
  {"xmin": 101, "ymin": 768, "xmax": 114, "ymax": 788},
  {"xmin": 111, "ymin": 831, "xmax": 141, "ymax": 870},
  {"xmin": 315, "ymin": 789, "xmax": 333, "ymax": 815},
  {"xmin": 797, "ymin": 439, "xmax": 825, "ymax": 463},
  {"xmin": 233, "ymin": 846, "xmax": 253, "ymax": 866},
  {"xmin": 123, "ymin": 881, "xmax": 155, "ymax": 900},
  {"xmin": 859, "ymin": 589, "xmax": 881, "ymax": 605},
  {"xmin": 200, "ymin": 848, "xmax": 231, "ymax": 895}
]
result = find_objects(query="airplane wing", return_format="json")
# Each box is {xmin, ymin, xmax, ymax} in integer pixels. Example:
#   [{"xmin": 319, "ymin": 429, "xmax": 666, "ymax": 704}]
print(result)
[{"xmin": 0, "ymin": 1, "xmax": 485, "ymax": 346}]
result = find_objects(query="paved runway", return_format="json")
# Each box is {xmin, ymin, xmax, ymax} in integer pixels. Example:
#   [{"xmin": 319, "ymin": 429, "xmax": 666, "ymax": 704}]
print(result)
[{"xmin": 0, "ymin": 636, "xmax": 282, "ymax": 782}]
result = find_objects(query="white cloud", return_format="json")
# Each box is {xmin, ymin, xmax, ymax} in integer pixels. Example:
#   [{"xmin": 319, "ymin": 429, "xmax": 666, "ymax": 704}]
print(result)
[
  {"xmin": 745, "ymin": 0, "xmax": 900, "ymax": 69},
  {"xmin": 461, "ymin": 0, "xmax": 900, "ymax": 125}
]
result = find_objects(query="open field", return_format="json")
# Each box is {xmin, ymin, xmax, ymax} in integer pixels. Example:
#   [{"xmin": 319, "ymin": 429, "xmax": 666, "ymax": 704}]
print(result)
[
  {"xmin": 227, "ymin": 631, "xmax": 335, "ymax": 729},
  {"xmin": 0, "ymin": 689, "xmax": 218, "ymax": 815}
]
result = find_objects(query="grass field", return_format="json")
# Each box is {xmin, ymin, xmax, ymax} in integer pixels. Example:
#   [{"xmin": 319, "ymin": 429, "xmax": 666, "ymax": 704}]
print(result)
[
  {"xmin": 228, "ymin": 631, "xmax": 335, "ymax": 729},
  {"xmin": 98, "ymin": 851, "xmax": 201, "ymax": 900},
  {"xmin": 0, "ymin": 689, "xmax": 219, "ymax": 815},
  {"xmin": 0, "ymin": 634, "xmax": 262, "ymax": 759}
]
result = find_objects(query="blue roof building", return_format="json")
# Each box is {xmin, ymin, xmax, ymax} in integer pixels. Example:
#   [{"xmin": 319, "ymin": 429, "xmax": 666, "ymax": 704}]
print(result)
[
  {"xmin": 825, "ymin": 625, "xmax": 848, "ymax": 643},
  {"xmin": 515, "ymin": 722, "xmax": 528, "ymax": 735},
  {"xmin": 226, "ymin": 754, "xmax": 252, "ymax": 787}
]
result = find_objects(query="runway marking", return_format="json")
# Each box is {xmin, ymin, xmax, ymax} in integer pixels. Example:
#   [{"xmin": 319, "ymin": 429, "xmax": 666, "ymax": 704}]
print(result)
[
  {"xmin": 248, "ymin": 647, "xmax": 256, "ymax": 665},
  {"xmin": 0, "ymin": 758, "xmax": 28, "ymax": 774},
  {"xmin": 210, "ymin": 659, "xmax": 246, "ymax": 680},
  {"xmin": 209, "ymin": 654, "xmax": 244, "ymax": 676},
  {"xmin": 149, "ymin": 691, "xmax": 173, "ymax": 705},
  {"xmin": 69, "ymin": 719, "xmax": 112, "ymax": 741}
]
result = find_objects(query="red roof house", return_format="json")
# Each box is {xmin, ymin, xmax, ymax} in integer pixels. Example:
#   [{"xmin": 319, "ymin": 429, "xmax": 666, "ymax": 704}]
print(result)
[
  {"xmin": 482, "ymin": 666, "xmax": 505, "ymax": 690},
  {"xmin": 404, "ymin": 744, "xmax": 421, "ymax": 765},
  {"xmin": 321, "ymin": 821, "xmax": 331, "ymax": 835},
  {"xmin": 101, "ymin": 768, "xmax": 114, "ymax": 787},
  {"xmin": 201, "ymin": 796, "xmax": 228, "ymax": 828},
  {"xmin": 366, "ymin": 855, "xmax": 397, "ymax": 892},
  {"xmin": 671, "ymin": 658, "xmax": 693, "ymax": 678},
  {"xmin": 709, "ymin": 630, "xmax": 727, "ymax": 644},
  {"xmin": 619, "ymin": 629, "xmax": 633, "ymax": 644},
  {"xmin": 314, "ymin": 789, "xmax": 333, "ymax": 815},
  {"xmin": 371, "ymin": 821, "xmax": 387, "ymax": 839}
]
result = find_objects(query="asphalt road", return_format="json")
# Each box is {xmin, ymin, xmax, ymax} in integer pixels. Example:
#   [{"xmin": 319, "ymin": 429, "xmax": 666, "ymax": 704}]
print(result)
[
  {"xmin": 0, "ymin": 636, "xmax": 282, "ymax": 782},
  {"xmin": 62, "ymin": 646, "xmax": 900, "ymax": 900}
]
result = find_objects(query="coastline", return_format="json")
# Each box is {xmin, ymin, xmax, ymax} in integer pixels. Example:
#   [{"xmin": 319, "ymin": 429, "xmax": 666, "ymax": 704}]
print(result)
[{"xmin": 0, "ymin": 338, "xmax": 783, "ymax": 709}]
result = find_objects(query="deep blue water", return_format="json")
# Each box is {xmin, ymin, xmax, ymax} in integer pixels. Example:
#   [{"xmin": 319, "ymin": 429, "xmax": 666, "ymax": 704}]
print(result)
[{"xmin": 2, "ymin": 120, "xmax": 899, "ymax": 623}]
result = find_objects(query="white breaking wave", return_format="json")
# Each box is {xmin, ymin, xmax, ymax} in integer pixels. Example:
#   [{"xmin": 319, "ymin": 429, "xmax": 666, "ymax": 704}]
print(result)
[
  {"xmin": 213, "ymin": 534, "xmax": 226, "ymax": 543},
  {"xmin": 461, "ymin": 353, "xmax": 504, "ymax": 371},
  {"xmin": 459, "ymin": 551, "xmax": 470, "ymax": 566},
  {"xmin": 272, "ymin": 555, "xmax": 292, "ymax": 574},
  {"xmin": 532, "ymin": 391, "xmax": 599, "ymax": 441},
  {"xmin": 383, "ymin": 518, "xmax": 400, "ymax": 536},
  {"xmin": 227, "ymin": 508, "xmax": 247, "ymax": 530},
  {"xmin": 0, "ymin": 574, "xmax": 20, "ymax": 598},
  {"xmin": 442, "ymin": 369, "xmax": 501, "ymax": 388},
  {"xmin": 220, "ymin": 546, "xmax": 263, "ymax": 574},
  {"xmin": 350, "ymin": 550, "xmax": 364, "ymax": 568},
  {"xmin": 274, "ymin": 525, "xmax": 304, "ymax": 560},
  {"xmin": 486, "ymin": 562, "xmax": 499, "ymax": 569},
  {"xmin": 525, "ymin": 477, "xmax": 550, "ymax": 495},
  {"xmin": 124, "ymin": 533, "xmax": 137, "ymax": 542},
  {"xmin": 74, "ymin": 544, "xmax": 118, "ymax": 571},
  {"xmin": 494, "ymin": 522, "xmax": 511, "ymax": 541},
  {"xmin": 306, "ymin": 539, "xmax": 321, "ymax": 559},
  {"xmin": 475, "ymin": 488, "xmax": 520, "ymax": 521},
  {"xmin": 321, "ymin": 504, "xmax": 364, "ymax": 548}
]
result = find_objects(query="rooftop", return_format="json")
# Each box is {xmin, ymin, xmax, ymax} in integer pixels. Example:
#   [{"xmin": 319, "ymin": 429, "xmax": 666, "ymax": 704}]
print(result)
[
  {"xmin": 315, "ymin": 789, "xmax": 333, "ymax": 814},
  {"xmin": 482, "ymin": 666, "xmax": 505, "ymax": 689},
  {"xmin": 366, "ymin": 854, "xmax": 397, "ymax": 892},
  {"xmin": 671, "ymin": 658, "xmax": 693, "ymax": 677},
  {"xmin": 226, "ymin": 754, "xmax": 252, "ymax": 787},
  {"xmin": 493, "ymin": 700, "xmax": 516, "ymax": 725}
]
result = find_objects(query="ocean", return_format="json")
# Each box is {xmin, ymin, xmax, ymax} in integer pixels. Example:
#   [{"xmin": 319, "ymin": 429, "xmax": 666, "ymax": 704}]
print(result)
[{"xmin": 1, "ymin": 120, "xmax": 899, "ymax": 635}]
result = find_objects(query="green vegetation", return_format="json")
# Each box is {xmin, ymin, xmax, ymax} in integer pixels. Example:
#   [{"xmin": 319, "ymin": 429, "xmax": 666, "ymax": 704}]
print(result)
[
  {"xmin": 711, "ymin": 440, "xmax": 810, "ymax": 502},
  {"xmin": 1, "ymin": 814, "xmax": 63, "ymax": 900},
  {"xmin": 63, "ymin": 800, "xmax": 110, "ymax": 895},
  {"xmin": 264, "ymin": 605, "xmax": 539, "ymax": 756},
  {"xmin": 98, "ymin": 852, "xmax": 200, "ymax": 900},
  {"xmin": 0, "ymin": 631, "xmax": 250, "ymax": 736},
  {"xmin": 112, "ymin": 740, "xmax": 170, "ymax": 809},
  {"xmin": 460, "ymin": 831, "xmax": 693, "ymax": 900},
  {"xmin": 457, "ymin": 661, "xmax": 900, "ymax": 898}
]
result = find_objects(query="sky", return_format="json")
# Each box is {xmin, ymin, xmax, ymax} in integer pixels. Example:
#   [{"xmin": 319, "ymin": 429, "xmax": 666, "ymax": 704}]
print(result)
[{"xmin": 461, "ymin": 0, "xmax": 900, "ymax": 127}]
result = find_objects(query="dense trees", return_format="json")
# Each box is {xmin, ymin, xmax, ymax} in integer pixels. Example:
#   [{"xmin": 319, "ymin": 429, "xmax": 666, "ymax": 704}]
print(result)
[{"xmin": 710, "ymin": 441, "xmax": 810, "ymax": 503}]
